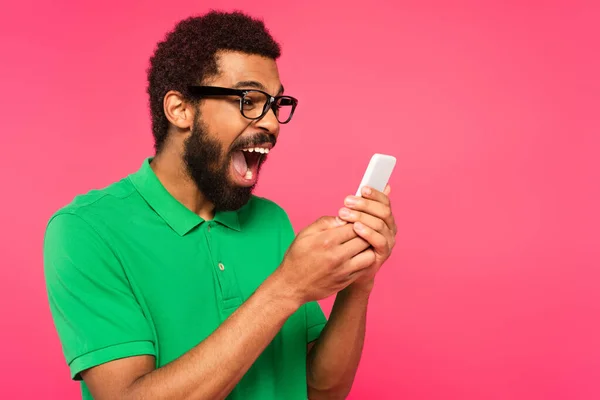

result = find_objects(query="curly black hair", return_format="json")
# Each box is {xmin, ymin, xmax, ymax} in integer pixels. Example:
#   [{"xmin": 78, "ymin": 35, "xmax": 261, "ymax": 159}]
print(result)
[{"xmin": 146, "ymin": 10, "xmax": 282, "ymax": 153}]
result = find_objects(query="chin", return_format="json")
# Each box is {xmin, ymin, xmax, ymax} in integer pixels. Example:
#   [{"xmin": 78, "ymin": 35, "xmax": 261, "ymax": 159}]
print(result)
[{"xmin": 212, "ymin": 184, "xmax": 254, "ymax": 212}]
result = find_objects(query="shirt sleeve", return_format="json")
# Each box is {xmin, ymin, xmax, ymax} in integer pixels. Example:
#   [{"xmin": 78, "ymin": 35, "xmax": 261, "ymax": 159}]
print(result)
[
  {"xmin": 305, "ymin": 301, "xmax": 327, "ymax": 343},
  {"xmin": 43, "ymin": 212, "xmax": 155, "ymax": 380},
  {"xmin": 276, "ymin": 206, "xmax": 328, "ymax": 343}
]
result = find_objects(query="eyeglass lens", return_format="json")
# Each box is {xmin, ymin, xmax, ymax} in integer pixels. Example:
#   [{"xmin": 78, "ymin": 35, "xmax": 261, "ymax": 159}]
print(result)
[{"xmin": 241, "ymin": 91, "xmax": 294, "ymax": 123}]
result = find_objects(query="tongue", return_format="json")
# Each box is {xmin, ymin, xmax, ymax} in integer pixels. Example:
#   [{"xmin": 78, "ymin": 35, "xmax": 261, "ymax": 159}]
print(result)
[{"xmin": 231, "ymin": 151, "xmax": 248, "ymax": 176}]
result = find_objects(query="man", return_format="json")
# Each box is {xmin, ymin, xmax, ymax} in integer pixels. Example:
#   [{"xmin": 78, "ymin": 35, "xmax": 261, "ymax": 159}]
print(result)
[{"xmin": 43, "ymin": 10, "xmax": 397, "ymax": 400}]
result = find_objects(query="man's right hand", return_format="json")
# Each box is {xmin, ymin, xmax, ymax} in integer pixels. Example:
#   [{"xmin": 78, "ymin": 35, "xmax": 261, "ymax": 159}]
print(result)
[{"xmin": 274, "ymin": 216, "xmax": 375, "ymax": 304}]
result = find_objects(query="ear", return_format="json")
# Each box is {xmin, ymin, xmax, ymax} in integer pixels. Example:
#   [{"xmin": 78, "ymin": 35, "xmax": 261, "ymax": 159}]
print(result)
[{"xmin": 163, "ymin": 90, "xmax": 194, "ymax": 130}]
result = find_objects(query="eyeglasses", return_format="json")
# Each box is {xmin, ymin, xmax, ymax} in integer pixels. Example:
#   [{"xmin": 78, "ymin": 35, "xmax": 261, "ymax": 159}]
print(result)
[{"xmin": 187, "ymin": 85, "xmax": 298, "ymax": 124}]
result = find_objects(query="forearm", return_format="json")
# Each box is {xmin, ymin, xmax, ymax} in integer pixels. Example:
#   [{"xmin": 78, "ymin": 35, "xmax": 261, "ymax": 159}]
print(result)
[
  {"xmin": 128, "ymin": 271, "xmax": 299, "ymax": 400},
  {"xmin": 307, "ymin": 285, "xmax": 372, "ymax": 399}
]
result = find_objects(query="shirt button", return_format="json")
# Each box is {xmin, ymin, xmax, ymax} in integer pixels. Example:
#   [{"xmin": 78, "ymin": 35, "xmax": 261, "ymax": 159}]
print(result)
[
  {"xmin": 207, "ymin": 225, "xmax": 211, "ymax": 232},
  {"xmin": 218, "ymin": 263, "xmax": 225, "ymax": 271}
]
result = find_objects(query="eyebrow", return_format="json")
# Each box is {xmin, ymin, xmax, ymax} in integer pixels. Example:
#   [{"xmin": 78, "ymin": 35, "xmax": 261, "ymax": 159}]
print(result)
[{"xmin": 233, "ymin": 80, "xmax": 285, "ymax": 95}]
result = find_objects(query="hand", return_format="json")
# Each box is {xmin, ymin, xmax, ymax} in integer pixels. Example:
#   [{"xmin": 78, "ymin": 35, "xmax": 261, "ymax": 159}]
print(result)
[
  {"xmin": 337, "ymin": 185, "xmax": 397, "ymax": 289},
  {"xmin": 274, "ymin": 216, "xmax": 375, "ymax": 304}
]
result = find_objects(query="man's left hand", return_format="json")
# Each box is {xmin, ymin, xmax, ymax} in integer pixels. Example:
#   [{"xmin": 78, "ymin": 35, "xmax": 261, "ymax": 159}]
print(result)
[{"xmin": 337, "ymin": 184, "xmax": 397, "ymax": 290}]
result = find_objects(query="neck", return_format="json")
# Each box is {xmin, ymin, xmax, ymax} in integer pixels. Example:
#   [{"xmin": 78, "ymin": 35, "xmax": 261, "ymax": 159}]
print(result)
[{"xmin": 150, "ymin": 147, "xmax": 216, "ymax": 221}]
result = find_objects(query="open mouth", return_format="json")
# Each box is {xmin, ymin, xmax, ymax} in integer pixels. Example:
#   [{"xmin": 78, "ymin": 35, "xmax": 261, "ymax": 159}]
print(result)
[{"xmin": 231, "ymin": 145, "xmax": 271, "ymax": 183}]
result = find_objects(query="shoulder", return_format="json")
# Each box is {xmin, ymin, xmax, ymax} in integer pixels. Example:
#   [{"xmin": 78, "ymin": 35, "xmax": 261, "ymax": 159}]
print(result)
[
  {"xmin": 47, "ymin": 177, "xmax": 136, "ymax": 225},
  {"xmin": 45, "ymin": 176, "xmax": 138, "ymax": 244},
  {"xmin": 43, "ymin": 177, "xmax": 140, "ymax": 281}
]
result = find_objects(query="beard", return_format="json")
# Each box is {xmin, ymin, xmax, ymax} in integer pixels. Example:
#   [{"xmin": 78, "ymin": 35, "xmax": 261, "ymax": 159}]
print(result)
[{"xmin": 183, "ymin": 112, "xmax": 273, "ymax": 212}]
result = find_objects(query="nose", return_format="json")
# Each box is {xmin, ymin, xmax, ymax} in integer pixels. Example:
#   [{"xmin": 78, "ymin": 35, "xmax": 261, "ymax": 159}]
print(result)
[{"xmin": 254, "ymin": 104, "xmax": 280, "ymax": 136}]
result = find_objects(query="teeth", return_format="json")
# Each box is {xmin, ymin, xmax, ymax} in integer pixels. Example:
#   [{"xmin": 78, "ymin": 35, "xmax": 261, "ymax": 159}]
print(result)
[
  {"xmin": 241, "ymin": 147, "xmax": 270, "ymax": 154},
  {"xmin": 245, "ymin": 170, "xmax": 253, "ymax": 179}
]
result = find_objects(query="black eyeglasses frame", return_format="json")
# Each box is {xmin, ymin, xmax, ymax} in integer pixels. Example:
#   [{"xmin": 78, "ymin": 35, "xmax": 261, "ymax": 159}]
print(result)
[{"xmin": 187, "ymin": 85, "xmax": 298, "ymax": 124}]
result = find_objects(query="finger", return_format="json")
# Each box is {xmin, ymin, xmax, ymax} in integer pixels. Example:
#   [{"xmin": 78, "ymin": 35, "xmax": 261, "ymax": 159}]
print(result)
[
  {"xmin": 318, "ymin": 223, "xmax": 359, "ymax": 248},
  {"xmin": 383, "ymin": 184, "xmax": 391, "ymax": 196},
  {"xmin": 338, "ymin": 208, "xmax": 391, "ymax": 237},
  {"xmin": 335, "ymin": 236, "xmax": 370, "ymax": 261},
  {"xmin": 340, "ymin": 248, "xmax": 376, "ymax": 277},
  {"xmin": 302, "ymin": 216, "xmax": 346, "ymax": 236},
  {"xmin": 359, "ymin": 186, "xmax": 390, "ymax": 206},
  {"xmin": 344, "ymin": 195, "xmax": 396, "ymax": 234},
  {"xmin": 353, "ymin": 222, "xmax": 389, "ymax": 256}
]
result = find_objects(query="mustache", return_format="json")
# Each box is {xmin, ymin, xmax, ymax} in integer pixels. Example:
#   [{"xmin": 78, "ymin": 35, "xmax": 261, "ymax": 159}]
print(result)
[{"xmin": 230, "ymin": 132, "xmax": 276, "ymax": 152}]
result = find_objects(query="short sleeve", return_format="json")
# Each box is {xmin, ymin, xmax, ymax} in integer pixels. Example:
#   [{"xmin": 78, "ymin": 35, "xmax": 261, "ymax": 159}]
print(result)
[
  {"xmin": 43, "ymin": 213, "xmax": 155, "ymax": 380},
  {"xmin": 306, "ymin": 301, "xmax": 327, "ymax": 343}
]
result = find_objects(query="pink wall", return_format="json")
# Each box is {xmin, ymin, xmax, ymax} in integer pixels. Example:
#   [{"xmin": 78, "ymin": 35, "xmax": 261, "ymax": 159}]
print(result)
[{"xmin": 1, "ymin": 1, "xmax": 599, "ymax": 399}]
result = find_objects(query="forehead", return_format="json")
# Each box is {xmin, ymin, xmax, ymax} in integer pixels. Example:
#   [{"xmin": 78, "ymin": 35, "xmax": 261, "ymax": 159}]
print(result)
[{"xmin": 210, "ymin": 51, "xmax": 282, "ymax": 94}]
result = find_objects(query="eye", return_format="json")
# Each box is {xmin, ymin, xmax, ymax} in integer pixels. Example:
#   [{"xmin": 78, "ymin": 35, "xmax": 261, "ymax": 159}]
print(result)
[{"xmin": 242, "ymin": 91, "xmax": 265, "ymax": 110}]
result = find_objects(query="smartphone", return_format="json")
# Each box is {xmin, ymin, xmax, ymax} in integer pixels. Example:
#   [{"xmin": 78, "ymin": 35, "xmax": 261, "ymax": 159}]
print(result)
[{"xmin": 356, "ymin": 153, "xmax": 397, "ymax": 197}]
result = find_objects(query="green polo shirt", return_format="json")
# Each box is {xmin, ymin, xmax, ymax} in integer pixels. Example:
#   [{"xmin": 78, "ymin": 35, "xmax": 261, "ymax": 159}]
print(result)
[{"xmin": 43, "ymin": 157, "xmax": 327, "ymax": 400}]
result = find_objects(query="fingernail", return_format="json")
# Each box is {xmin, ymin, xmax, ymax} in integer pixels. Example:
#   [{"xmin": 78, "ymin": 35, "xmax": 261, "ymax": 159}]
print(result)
[
  {"xmin": 335, "ymin": 217, "xmax": 347, "ymax": 225},
  {"xmin": 362, "ymin": 186, "xmax": 372, "ymax": 196},
  {"xmin": 345, "ymin": 196, "xmax": 358, "ymax": 206},
  {"xmin": 339, "ymin": 208, "xmax": 351, "ymax": 217},
  {"xmin": 355, "ymin": 222, "xmax": 365, "ymax": 231}
]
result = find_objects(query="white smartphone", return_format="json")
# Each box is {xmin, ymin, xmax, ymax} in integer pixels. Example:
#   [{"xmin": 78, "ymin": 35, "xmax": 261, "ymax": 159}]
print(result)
[{"xmin": 356, "ymin": 153, "xmax": 397, "ymax": 197}]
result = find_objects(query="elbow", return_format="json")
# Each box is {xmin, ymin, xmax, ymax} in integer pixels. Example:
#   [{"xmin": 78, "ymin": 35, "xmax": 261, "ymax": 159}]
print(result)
[{"xmin": 307, "ymin": 384, "xmax": 351, "ymax": 400}]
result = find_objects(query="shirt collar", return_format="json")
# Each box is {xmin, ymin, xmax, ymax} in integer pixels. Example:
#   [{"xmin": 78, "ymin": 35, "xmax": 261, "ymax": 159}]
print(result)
[{"xmin": 128, "ymin": 157, "xmax": 241, "ymax": 235}]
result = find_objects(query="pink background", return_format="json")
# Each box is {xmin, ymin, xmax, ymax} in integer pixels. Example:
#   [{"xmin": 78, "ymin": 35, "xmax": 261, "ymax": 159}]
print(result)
[{"xmin": 1, "ymin": 1, "xmax": 599, "ymax": 399}]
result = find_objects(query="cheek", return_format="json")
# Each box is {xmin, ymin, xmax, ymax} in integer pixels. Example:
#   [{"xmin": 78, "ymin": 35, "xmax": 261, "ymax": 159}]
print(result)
[{"xmin": 201, "ymin": 103, "xmax": 252, "ymax": 149}]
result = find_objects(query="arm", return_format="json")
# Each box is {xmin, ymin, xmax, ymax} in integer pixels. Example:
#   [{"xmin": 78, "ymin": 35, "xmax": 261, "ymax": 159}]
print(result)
[
  {"xmin": 44, "ymin": 213, "xmax": 300, "ymax": 400},
  {"xmin": 307, "ymin": 184, "xmax": 398, "ymax": 399},
  {"xmin": 306, "ymin": 285, "xmax": 372, "ymax": 400},
  {"xmin": 82, "ymin": 270, "xmax": 301, "ymax": 400},
  {"xmin": 45, "ymin": 213, "xmax": 373, "ymax": 400}
]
